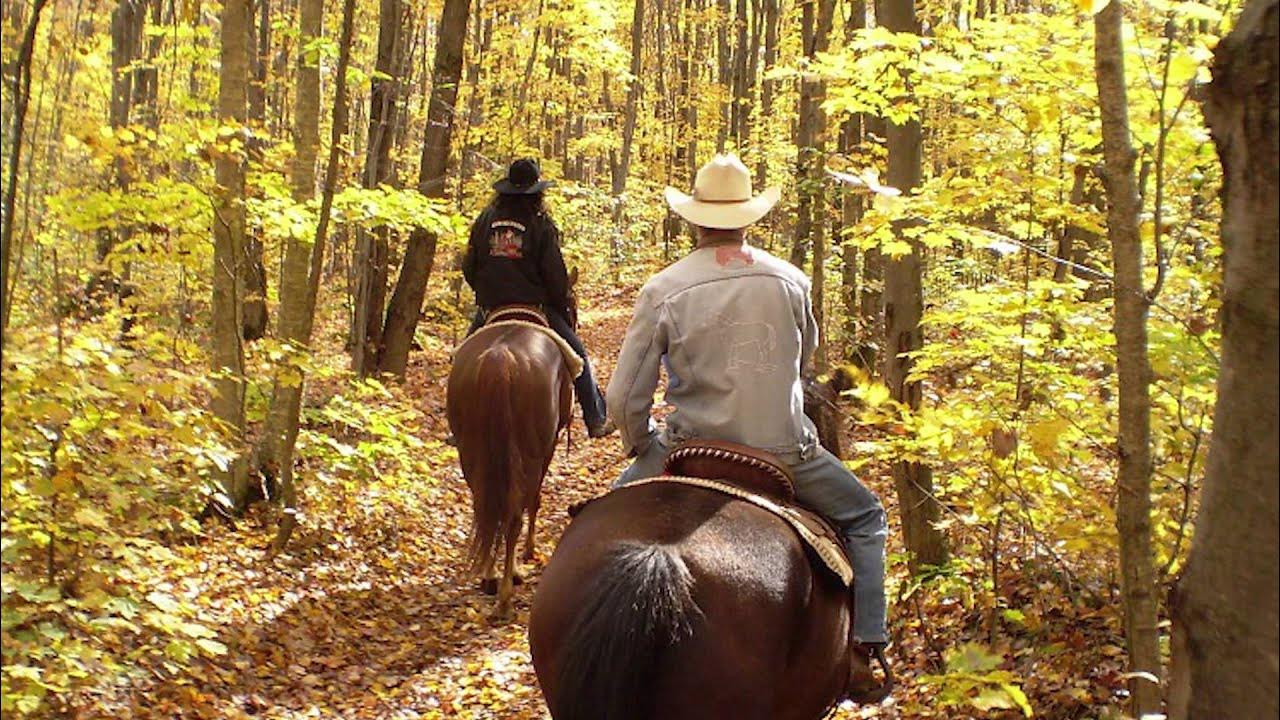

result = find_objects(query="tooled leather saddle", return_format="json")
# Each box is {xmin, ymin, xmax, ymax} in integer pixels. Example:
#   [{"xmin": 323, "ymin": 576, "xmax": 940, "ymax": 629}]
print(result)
[
  {"xmin": 659, "ymin": 440, "xmax": 894, "ymax": 704},
  {"xmin": 628, "ymin": 439, "xmax": 854, "ymax": 587}
]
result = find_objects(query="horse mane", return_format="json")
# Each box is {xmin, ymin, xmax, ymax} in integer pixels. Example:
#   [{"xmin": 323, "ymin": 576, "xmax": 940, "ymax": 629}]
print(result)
[
  {"xmin": 464, "ymin": 345, "xmax": 527, "ymax": 576},
  {"xmin": 552, "ymin": 542, "xmax": 701, "ymax": 720}
]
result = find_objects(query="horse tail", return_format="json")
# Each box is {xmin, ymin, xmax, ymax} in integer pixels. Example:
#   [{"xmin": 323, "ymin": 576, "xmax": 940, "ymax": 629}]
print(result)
[
  {"xmin": 465, "ymin": 346, "xmax": 524, "ymax": 576},
  {"xmin": 552, "ymin": 542, "xmax": 700, "ymax": 720}
]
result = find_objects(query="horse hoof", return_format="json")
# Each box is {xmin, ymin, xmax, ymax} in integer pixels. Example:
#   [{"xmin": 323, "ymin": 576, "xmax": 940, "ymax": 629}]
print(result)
[
  {"xmin": 479, "ymin": 578, "xmax": 499, "ymax": 595},
  {"xmin": 512, "ymin": 573, "xmax": 524, "ymax": 587},
  {"xmin": 488, "ymin": 608, "xmax": 515, "ymax": 625}
]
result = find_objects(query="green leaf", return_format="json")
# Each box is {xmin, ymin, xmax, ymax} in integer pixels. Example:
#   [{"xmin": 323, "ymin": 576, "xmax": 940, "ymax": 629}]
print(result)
[{"xmin": 946, "ymin": 642, "xmax": 1003, "ymax": 673}]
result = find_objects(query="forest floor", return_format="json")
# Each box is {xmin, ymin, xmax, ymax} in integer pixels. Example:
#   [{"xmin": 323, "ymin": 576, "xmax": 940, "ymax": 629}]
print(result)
[{"xmin": 77, "ymin": 283, "xmax": 1128, "ymax": 720}]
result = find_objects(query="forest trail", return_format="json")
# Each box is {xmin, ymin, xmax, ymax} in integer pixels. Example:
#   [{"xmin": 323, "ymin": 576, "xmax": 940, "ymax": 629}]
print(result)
[{"xmin": 92, "ymin": 284, "xmax": 902, "ymax": 720}]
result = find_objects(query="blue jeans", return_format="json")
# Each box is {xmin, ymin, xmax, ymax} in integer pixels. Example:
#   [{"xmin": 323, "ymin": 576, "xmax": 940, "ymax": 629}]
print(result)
[
  {"xmin": 615, "ymin": 434, "xmax": 888, "ymax": 644},
  {"xmin": 469, "ymin": 307, "xmax": 608, "ymax": 429}
]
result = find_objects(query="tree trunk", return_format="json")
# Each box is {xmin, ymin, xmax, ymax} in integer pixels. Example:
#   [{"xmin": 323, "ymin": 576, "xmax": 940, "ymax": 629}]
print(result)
[
  {"xmin": 731, "ymin": 0, "xmax": 749, "ymax": 148},
  {"xmin": 790, "ymin": 0, "xmax": 834, "ymax": 271},
  {"xmin": 613, "ymin": 0, "xmax": 644, "ymax": 226},
  {"xmin": 211, "ymin": 0, "xmax": 252, "ymax": 507},
  {"xmin": 839, "ymin": 0, "xmax": 867, "ymax": 351},
  {"xmin": 794, "ymin": 0, "xmax": 835, "ymax": 364},
  {"xmin": 1169, "ymin": 0, "xmax": 1279, "ymax": 716},
  {"xmin": 0, "ymin": 0, "xmax": 52, "ymax": 339},
  {"xmin": 1094, "ymin": 1, "xmax": 1162, "ymax": 713},
  {"xmin": 256, "ymin": 0, "xmax": 321, "ymax": 481},
  {"xmin": 377, "ymin": 0, "xmax": 471, "ymax": 377},
  {"xmin": 241, "ymin": 0, "xmax": 269, "ymax": 341},
  {"xmin": 351, "ymin": 0, "xmax": 405, "ymax": 375},
  {"xmin": 268, "ymin": 0, "xmax": 357, "ymax": 552},
  {"xmin": 881, "ymin": 0, "xmax": 947, "ymax": 572},
  {"xmin": 89, "ymin": 0, "xmax": 144, "ymax": 313},
  {"xmin": 715, "ymin": 0, "xmax": 731, "ymax": 152}
]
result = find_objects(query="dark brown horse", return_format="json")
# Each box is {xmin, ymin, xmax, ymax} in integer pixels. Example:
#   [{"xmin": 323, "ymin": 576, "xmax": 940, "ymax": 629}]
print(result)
[
  {"xmin": 529, "ymin": 478, "xmax": 859, "ymax": 719},
  {"xmin": 447, "ymin": 311, "xmax": 573, "ymax": 621}
]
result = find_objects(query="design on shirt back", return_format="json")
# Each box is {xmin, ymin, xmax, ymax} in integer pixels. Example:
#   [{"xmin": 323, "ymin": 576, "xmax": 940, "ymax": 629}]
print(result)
[
  {"xmin": 706, "ymin": 311, "xmax": 778, "ymax": 374},
  {"xmin": 489, "ymin": 219, "xmax": 527, "ymax": 258}
]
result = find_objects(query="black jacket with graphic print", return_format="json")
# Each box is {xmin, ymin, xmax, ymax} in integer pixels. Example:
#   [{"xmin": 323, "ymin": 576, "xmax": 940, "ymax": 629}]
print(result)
[{"xmin": 460, "ymin": 204, "xmax": 571, "ymax": 312}]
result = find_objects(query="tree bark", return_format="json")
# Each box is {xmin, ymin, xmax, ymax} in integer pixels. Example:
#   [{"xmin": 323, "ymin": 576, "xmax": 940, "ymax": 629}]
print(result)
[
  {"xmin": 881, "ymin": 0, "xmax": 947, "ymax": 571},
  {"xmin": 790, "ymin": 0, "xmax": 835, "ymax": 272},
  {"xmin": 256, "ymin": 0, "xmax": 322, "ymax": 483},
  {"xmin": 612, "ymin": 0, "xmax": 645, "ymax": 226},
  {"xmin": 377, "ymin": 0, "xmax": 472, "ymax": 377},
  {"xmin": 268, "ymin": 0, "xmax": 357, "ymax": 552},
  {"xmin": 1169, "ymin": 0, "xmax": 1279, "ymax": 716},
  {"xmin": 241, "ymin": 0, "xmax": 269, "ymax": 341},
  {"xmin": 88, "ymin": 0, "xmax": 144, "ymax": 316},
  {"xmin": 211, "ymin": 0, "xmax": 252, "ymax": 507},
  {"xmin": 715, "ymin": 0, "xmax": 731, "ymax": 152},
  {"xmin": 731, "ymin": 0, "xmax": 749, "ymax": 148},
  {"xmin": 0, "ymin": 0, "xmax": 52, "ymax": 339},
  {"xmin": 1093, "ymin": 1, "xmax": 1162, "ymax": 713},
  {"xmin": 839, "ymin": 0, "xmax": 867, "ymax": 352},
  {"xmin": 351, "ymin": 0, "xmax": 406, "ymax": 375}
]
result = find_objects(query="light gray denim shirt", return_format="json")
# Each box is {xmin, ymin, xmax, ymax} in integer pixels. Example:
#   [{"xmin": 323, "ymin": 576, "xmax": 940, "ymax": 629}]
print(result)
[{"xmin": 606, "ymin": 243, "xmax": 820, "ymax": 462}]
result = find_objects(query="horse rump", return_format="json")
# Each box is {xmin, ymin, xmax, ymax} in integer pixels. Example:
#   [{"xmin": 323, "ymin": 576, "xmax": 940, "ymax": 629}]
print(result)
[{"xmin": 548, "ymin": 542, "xmax": 701, "ymax": 720}]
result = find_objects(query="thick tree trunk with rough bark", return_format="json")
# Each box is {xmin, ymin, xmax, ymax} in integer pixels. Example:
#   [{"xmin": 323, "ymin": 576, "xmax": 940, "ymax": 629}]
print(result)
[
  {"xmin": 881, "ymin": 0, "xmax": 947, "ymax": 572},
  {"xmin": 351, "ymin": 0, "xmax": 405, "ymax": 375},
  {"xmin": 378, "ymin": 0, "xmax": 471, "ymax": 377},
  {"xmin": 1093, "ymin": 2, "xmax": 1161, "ymax": 713},
  {"xmin": 211, "ymin": 0, "xmax": 252, "ymax": 506},
  {"xmin": 1169, "ymin": 0, "xmax": 1279, "ymax": 716}
]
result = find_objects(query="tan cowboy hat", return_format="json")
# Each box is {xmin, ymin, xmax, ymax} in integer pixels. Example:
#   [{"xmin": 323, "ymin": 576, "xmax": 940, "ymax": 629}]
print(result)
[{"xmin": 664, "ymin": 154, "xmax": 781, "ymax": 230}]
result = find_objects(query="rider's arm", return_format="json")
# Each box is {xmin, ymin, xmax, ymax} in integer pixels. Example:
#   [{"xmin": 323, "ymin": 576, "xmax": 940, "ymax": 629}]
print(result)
[
  {"xmin": 606, "ymin": 285, "xmax": 667, "ymax": 456},
  {"xmin": 537, "ymin": 217, "xmax": 572, "ymax": 311},
  {"xmin": 797, "ymin": 280, "xmax": 819, "ymax": 374},
  {"xmin": 461, "ymin": 213, "xmax": 486, "ymax": 288}
]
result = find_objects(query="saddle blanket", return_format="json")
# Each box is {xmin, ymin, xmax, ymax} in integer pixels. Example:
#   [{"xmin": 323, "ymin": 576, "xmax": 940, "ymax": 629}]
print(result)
[
  {"xmin": 454, "ymin": 320, "xmax": 585, "ymax": 380},
  {"xmin": 626, "ymin": 475, "xmax": 853, "ymax": 587}
]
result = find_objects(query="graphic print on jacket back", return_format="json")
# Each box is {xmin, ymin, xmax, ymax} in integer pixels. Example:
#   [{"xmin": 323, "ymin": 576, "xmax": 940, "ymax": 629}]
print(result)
[{"xmin": 489, "ymin": 219, "xmax": 527, "ymax": 259}]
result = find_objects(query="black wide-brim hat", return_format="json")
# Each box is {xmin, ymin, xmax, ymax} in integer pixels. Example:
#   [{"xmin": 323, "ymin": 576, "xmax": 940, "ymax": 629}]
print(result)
[{"xmin": 493, "ymin": 158, "xmax": 554, "ymax": 194}]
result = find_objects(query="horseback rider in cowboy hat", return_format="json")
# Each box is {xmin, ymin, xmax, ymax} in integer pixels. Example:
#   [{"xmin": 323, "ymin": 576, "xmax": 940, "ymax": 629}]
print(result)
[
  {"xmin": 605, "ymin": 153, "xmax": 891, "ymax": 701},
  {"xmin": 461, "ymin": 158, "xmax": 616, "ymax": 439}
]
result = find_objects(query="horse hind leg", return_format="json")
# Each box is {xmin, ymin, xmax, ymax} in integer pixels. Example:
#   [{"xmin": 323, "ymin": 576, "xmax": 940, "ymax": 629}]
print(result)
[
  {"xmin": 491, "ymin": 514, "xmax": 523, "ymax": 623},
  {"xmin": 479, "ymin": 545, "xmax": 499, "ymax": 596},
  {"xmin": 523, "ymin": 490, "xmax": 541, "ymax": 562}
]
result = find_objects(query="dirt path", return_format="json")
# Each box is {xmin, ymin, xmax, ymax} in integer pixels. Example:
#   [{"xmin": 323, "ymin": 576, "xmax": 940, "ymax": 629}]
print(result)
[{"xmin": 95, "ymin": 284, "xmax": 898, "ymax": 720}]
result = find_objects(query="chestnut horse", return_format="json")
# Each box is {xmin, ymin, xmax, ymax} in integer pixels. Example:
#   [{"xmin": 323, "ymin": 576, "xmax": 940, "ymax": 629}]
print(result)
[
  {"xmin": 529, "ymin": 480, "xmax": 858, "ymax": 720},
  {"xmin": 447, "ymin": 315, "xmax": 573, "ymax": 621}
]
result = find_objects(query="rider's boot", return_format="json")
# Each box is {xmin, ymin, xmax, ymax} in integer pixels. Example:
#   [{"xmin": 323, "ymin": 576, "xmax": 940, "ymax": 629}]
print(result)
[
  {"xmin": 847, "ymin": 640, "xmax": 891, "ymax": 704},
  {"xmin": 845, "ymin": 582, "xmax": 893, "ymax": 704}
]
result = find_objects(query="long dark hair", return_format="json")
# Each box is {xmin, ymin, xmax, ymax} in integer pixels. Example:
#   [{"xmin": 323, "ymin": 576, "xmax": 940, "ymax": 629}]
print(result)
[{"xmin": 489, "ymin": 191, "xmax": 545, "ymax": 220}]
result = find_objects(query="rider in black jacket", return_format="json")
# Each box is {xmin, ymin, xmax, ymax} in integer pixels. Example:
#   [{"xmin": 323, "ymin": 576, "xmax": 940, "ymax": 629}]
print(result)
[{"xmin": 460, "ymin": 158, "xmax": 615, "ymax": 439}]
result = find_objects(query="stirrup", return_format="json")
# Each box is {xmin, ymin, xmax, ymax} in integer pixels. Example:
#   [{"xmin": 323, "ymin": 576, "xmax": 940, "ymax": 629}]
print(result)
[{"xmin": 847, "ymin": 644, "xmax": 894, "ymax": 704}]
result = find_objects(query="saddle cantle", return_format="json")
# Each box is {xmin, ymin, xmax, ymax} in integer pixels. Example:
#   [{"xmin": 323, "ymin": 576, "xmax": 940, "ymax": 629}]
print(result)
[
  {"xmin": 455, "ymin": 306, "xmax": 584, "ymax": 379},
  {"xmin": 485, "ymin": 304, "xmax": 549, "ymax": 327},
  {"xmin": 651, "ymin": 439, "xmax": 853, "ymax": 587},
  {"xmin": 663, "ymin": 439, "xmax": 796, "ymax": 502}
]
